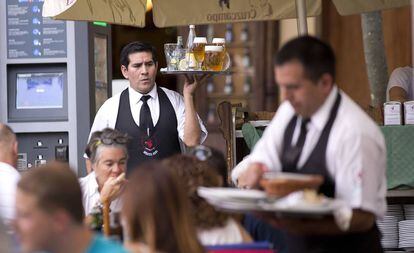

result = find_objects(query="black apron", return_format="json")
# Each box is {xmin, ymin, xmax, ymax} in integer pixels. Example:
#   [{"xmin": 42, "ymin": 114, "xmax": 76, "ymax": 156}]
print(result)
[
  {"xmin": 280, "ymin": 92, "xmax": 383, "ymax": 253},
  {"xmin": 115, "ymin": 88, "xmax": 181, "ymax": 173}
]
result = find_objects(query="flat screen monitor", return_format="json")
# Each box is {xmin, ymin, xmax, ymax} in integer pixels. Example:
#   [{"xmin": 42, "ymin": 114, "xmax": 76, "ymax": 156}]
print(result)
[
  {"xmin": 16, "ymin": 72, "xmax": 64, "ymax": 109},
  {"xmin": 8, "ymin": 64, "xmax": 68, "ymax": 122}
]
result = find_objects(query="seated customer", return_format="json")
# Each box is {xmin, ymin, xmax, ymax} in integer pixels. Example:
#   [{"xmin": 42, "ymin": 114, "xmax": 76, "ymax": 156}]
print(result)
[
  {"xmin": 0, "ymin": 124, "xmax": 20, "ymax": 226},
  {"xmin": 122, "ymin": 161, "xmax": 204, "ymax": 253},
  {"xmin": 190, "ymin": 145, "xmax": 229, "ymax": 187},
  {"xmin": 163, "ymin": 154, "xmax": 252, "ymax": 246},
  {"xmin": 14, "ymin": 162, "xmax": 127, "ymax": 253},
  {"xmin": 80, "ymin": 128, "xmax": 128, "ymax": 215},
  {"xmin": 387, "ymin": 66, "xmax": 413, "ymax": 102}
]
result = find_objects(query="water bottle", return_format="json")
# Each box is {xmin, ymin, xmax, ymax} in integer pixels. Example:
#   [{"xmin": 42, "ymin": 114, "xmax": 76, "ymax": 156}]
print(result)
[{"xmin": 186, "ymin": 25, "xmax": 197, "ymax": 69}]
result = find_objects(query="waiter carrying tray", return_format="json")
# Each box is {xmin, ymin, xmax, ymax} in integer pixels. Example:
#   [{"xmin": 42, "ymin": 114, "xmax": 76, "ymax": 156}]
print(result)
[
  {"xmin": 232, "ymin": 36, "xmax": 386, "ymax": 252},
  {"xmin": 88, "ymin": 41, "xmax": 208, "ymax": 172}
]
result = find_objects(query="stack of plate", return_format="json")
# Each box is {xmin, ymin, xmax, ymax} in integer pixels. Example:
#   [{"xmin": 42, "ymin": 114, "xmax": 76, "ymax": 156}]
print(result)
[
  {"xmin": 403, "ymin": 205, "xmax": 414, "ymax": 220},
  {"xmin": 387, "ymin": 205, "xmax": 404, "ymax": 221},
  {"xmin": 377, "ymin": 216, "xmax": 398, "ymax": 249},
  {"xmin": 398, "ymin": 220, "xmax": 414, "ymax": 250}
]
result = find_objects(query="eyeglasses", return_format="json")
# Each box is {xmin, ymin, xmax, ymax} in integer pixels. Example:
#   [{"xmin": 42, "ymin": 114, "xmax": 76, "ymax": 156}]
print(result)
[
  {"xmin": 187, "ymin": 145, "xmax": 212, "ymax": 161},
  {"xmin": 95, "ymin": 136, "xmax": 129, "ymax": 147}
]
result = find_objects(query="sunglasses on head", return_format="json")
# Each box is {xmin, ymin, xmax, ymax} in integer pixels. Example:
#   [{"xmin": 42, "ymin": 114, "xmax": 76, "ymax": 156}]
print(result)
[
  {"xmin": 99, "ymin": 136, "xmax": 128, "ymax": 145},
  {"xmin": 188, "ymin": 145, "xmax": 212, "ymax": 161}
]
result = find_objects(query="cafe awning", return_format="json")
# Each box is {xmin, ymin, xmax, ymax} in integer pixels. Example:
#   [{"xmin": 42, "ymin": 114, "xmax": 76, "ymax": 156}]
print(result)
[
  {"xmin": 43, "ymin": 0, "xmax": 410, "ymax": 28},
  {"xmin": 294, "ymin": 0, "xmax": 410, "ymax": 34},
  {"xmin": 331, "ymin": 0, "xmax": 410, "ymax": 15},
  {"xmin": 42, "ymin": 0, "xmax": 321, "ymax": 28}
]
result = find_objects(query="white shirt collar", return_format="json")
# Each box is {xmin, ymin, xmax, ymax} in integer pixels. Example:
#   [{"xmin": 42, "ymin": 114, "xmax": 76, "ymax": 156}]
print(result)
[
  {"xmin": 128, "ymin": 83, "xmax": 158, "ymax": 104},
  {"xmin": 307, "ymin": 85, "xmax": 339, "ymax": 131}
]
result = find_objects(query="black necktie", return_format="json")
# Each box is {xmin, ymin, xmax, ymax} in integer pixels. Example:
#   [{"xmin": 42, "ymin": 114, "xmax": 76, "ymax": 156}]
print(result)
[
  {"xmin": 286, "ymin": 117, "xmax": 310, "ymax": 168},
  {"xmin": 295, "ymin": 118, "xmax": 310, "ymax": 150},
  {"xmin": 140, "ymin": 95, "xmax": 154, "ymax": 136}
]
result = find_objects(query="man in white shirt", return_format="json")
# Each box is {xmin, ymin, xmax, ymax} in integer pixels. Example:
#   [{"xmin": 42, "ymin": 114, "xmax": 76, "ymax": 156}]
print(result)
[
  {"xmin": 0, "ymin": 124, "xmax": 20, "ymax": 225},
  {"xmin": 15, "ymin": 162, "xmax": 127, "ymax": 253},
  {"xmin": 80, "ymin": 128, "xmax": 127, "ymax": 215},
  {"xmin": 89, "ymin": 41, "xmax": 208, "ymax": 173},
  {"xmin": 233, "ymin": 36, "xmax": 386, "ymax": 252},
  {"xmin": 387, "ymin": 66, "xmax": 413, "ymax": 102}
]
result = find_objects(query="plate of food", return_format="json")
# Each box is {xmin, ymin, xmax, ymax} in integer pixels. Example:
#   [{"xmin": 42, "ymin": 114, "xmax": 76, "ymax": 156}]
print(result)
[
  {"xmin": 260, "ymin": 172, "xmax": 324, "ymax": 198},
  {"xmin": 259, "ymin": 190, "xmax": 338, "ymax": 215}
]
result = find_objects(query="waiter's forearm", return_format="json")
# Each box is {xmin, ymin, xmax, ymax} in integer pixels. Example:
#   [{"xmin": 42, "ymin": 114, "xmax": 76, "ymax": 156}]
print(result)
[{"xmin": 183, "ymin": 94, "xmax": 201, "ymax": 146}]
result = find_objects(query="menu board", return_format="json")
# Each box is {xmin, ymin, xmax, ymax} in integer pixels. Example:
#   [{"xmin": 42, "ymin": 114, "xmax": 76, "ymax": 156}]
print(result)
[{"xmin": 6, "ymin": 0, "xmax": 67, "ymax": 59}]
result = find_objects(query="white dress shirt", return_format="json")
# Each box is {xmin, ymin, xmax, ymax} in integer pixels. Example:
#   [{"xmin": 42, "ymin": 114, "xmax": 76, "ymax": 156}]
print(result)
[
  {"xmin": 0, "ymin": 162, "xmax": 20, "ymax": 223},
  {"xmin": 79, "ymin": 172, "xmax": 122, "ymax": 215},
  {"xmin": 232, "ymin": 86, "xmax": 387, "ymax": 218},
  {"xmin": 88, "ymin": 84, "xmax": 208, "ymax": 146}
]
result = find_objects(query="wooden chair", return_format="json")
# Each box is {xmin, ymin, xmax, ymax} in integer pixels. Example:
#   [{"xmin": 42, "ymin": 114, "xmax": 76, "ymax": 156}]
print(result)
[{"xmin": 217, "ymin": 101, "xmax": 275, "ymax": 185}]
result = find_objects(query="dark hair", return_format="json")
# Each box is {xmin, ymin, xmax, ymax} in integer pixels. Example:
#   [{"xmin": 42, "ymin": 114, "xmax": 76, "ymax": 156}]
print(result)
[
  {"xmin": 122, "ymin": 161, "xmax": 204, "ymax": 253},
  {"xmin": 274, "ymin": 36, "xmax": 335, "ymax": 83},
  {"xmin": 188, "ymin": 145, "xmax": 229, "ymax": 187},
  {"xmin": 87, "ymin": 128, "xmax": 129, "ymax": 163},
  {"xmin": 162, "ymin": 154, "xmax": 230, "ymax": 229},
  {"xmin": 17, "ymin": 161, "xmax": 84, "ymax": 224},
  {"xmin": 120, "ymin": 41, "xmax": 158, "ymax": 68},
  {"xmin": 205, "ymin": 146, "xmax": 228, "ymax": 187}
]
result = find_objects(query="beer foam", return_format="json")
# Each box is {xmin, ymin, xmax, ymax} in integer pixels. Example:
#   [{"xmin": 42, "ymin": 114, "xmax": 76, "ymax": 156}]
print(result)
[
  {"xmin": 212, "ymin": 38, "xmax": 225, "ymax": 44},
  {"xmin": 193, "ymin": 37, "xmax": 207, "ymax": 44},
  {"xmin": 205, "ymin": 45, "xmax": 223, "ymax": 52}
]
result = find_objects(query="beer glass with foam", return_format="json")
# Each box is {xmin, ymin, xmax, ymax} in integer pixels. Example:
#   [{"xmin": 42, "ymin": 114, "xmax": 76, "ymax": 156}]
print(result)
[
  {"xmin": 204, "ymin": 45, "xmax": 225, "ymax": 71},
  {"xmin": 192, "ymin": 37, "xmax": 207, "ymax": 70}
]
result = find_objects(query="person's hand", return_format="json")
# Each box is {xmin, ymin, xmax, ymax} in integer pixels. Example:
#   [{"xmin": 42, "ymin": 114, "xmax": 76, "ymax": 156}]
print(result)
[
  {"xmin": 100, "ymin": 173, "xmax": 126, "ymax": 203},
  {"xmin": 237, "ymin": 162, "xmax": 267, "ymax": 189},
  {"xmin": 183, "ymin": 74, "xmax": 210, "ymax": 97}
]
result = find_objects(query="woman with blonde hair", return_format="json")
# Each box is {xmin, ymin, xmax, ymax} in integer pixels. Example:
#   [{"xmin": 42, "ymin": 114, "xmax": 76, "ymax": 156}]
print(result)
[{"xmin": 122, "ymin": 161, "xmax": 205, "ymax": 253}]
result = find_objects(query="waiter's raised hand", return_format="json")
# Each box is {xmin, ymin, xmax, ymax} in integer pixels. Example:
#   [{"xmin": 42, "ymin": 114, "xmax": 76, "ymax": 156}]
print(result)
[
  {"xmin": 238, "ymin": 162, "xmax": 267, "ymax": 189},
  {"xmin": 183, "ymin": 74, "xmax": 210, "ymax": 96}
]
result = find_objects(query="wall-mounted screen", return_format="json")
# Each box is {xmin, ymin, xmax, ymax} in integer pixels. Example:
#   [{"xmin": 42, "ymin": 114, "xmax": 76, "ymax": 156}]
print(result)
[
  {"xmin": 8, "ymin": 64, "xmax": 68, "ymax": 122},
  {"xmin": 16, "ymin": 72, "xmax": 64, "ymax": 109}
]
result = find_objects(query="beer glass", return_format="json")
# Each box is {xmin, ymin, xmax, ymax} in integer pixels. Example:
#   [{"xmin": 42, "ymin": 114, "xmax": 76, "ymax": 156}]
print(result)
[
  {"xmin": 204, "ymin": 45, "xmax": 225, "ymax": 71},
  {"xmin": 212, "ymin": 38, "xmax": 226, "ymax": 50},
  {"xmin": 192, "ymin": 37, "xmax": 207, "ymax": 70}
]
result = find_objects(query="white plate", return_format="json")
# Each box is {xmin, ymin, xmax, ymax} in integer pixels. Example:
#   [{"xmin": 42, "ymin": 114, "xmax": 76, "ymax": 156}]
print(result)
[
  {"xmin": 263, "ymin": 172, "xmax": 320, "ymax": 181},
  {"xmin": 206, "ymin": 199, "xmax": 263, "ymax": 212},
  {"xmin": 197, "ymin": 187, "xmax": 267, "ymax": 202},
  {"xmin": 259, "ymin": 199, "xmax": 337, "ymax": 214}
]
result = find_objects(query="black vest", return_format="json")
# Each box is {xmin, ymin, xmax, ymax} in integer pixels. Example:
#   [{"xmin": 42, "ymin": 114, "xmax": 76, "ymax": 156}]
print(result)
[
  {"xmin": 115, "ymin": 88, "xmax": 181, "ymax": 173},
  {"xmin": 281, "ymin": 92, "xmax": 382, "ymax": 253}
]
